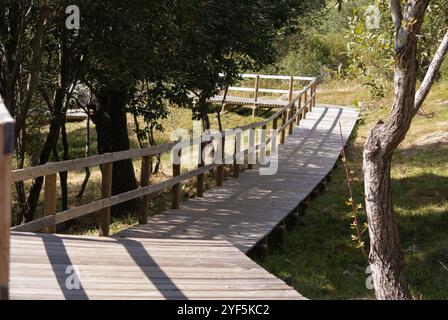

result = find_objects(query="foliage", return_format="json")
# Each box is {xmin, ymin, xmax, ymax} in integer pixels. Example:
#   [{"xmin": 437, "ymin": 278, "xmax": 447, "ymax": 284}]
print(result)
[
  {"xmin": 273, "ymin": 1, "xmax": 354, "ymax": 80},
  {"xmin": 346, "ymin": 0, "xmax": 448, "ymax": 84}
]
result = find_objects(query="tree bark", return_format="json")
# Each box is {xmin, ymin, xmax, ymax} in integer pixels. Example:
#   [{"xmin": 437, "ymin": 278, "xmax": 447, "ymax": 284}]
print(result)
[
  {"xmin": 92, "ymin": 89, "xmax": 138, "ymax": 216},
  {"xmin": 363, "ymin": 0, "xmax": 430, "ymax": 300},
  {"xmin": 24, "ymin": 88, "xmax": 66, "ymax": 222}
]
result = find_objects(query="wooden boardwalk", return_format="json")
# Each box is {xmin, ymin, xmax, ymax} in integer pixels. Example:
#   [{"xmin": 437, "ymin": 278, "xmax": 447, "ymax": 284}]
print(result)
[
  {"xmin": 116, "ymin": 106, "xmax": 358, "ymax": 252},
  {"xmin": 10, "ymin": 232, "xmax": 302, "ymax": 300},
  {"xmin": 8, "ymin": 105, "xmax": 358, "ymax": 300}
]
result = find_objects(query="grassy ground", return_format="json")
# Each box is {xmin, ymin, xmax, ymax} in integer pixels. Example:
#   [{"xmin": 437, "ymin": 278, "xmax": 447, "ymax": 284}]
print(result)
[{"xmin": 259, "ymin": 80, "xmax": 448, "ymax": 300}]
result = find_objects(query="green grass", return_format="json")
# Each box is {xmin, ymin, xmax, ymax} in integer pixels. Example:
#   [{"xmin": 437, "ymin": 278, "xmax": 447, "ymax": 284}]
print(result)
[{"xmin": 259, "ymin": 80, "xmax": 448, "ymax": 300}]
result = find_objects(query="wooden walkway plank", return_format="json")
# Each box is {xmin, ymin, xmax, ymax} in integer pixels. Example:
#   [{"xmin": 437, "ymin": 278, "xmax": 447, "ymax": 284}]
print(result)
[{"xmin": 10, "ymin": 232, "xmax": 304, "ymax": 300}]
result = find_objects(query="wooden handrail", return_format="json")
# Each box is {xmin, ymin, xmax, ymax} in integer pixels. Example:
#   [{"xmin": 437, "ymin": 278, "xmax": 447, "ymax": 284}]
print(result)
[
  {"xmin": 10, "ymin": 77, "xmax": 317, "ymax": 234},
  {"xmin": 1, "ymin": 96, "xmax": 14, "ymax": 301}
]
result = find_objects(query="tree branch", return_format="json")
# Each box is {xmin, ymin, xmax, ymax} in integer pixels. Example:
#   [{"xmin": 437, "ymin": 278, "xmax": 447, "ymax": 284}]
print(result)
[
  {"xmin": 390, "ymin": 0, "xmax": 403, "ymax": 32},
  {"xmin": 414, "ymin": 30, "xmax": 448, "ymax": 112}
]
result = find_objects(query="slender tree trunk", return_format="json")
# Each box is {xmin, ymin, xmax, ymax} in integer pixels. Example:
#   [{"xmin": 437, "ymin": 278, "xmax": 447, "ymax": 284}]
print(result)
[
  {"xmin": 363, "ymin": 0, "xmax": 431, "ymax": 300},
  {"xmin": 93, "ymin": 89, "xmax": 138, "ymax": 216},
  {"xmin": 78, "ymin": 115, "xmax": 91, "ymax": 198},
  {"xmin": 59, "ymin": 119, "xmax": 69, "ymax": 211},
  {"xmin": 197, "ymin": 96, "xmax": 211, "ymax": 131},
  {"xmin": 24, "ymin": 89, "xmax": 66, "ymax": 222}
]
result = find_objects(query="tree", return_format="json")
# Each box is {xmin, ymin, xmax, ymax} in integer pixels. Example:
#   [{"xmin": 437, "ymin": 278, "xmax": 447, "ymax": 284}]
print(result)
[
  {"xmin": 363, "ymin": 0, "xmax": 448, "ymax": 300},
  {"xmin": 76, "ymin": 0, "xmax": 180, "ymax": 215},
  {"xmin": 166, "ymin": 0, "xmax": 323, "ymax": 130}
]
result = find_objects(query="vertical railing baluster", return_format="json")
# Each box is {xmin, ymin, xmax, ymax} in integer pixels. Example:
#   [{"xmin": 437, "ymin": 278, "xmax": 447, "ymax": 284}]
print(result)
[
  {"xmin": 233, "ymin": 131, "xmax": 242, "ymax": 178},
  {"xmin": 99, "ymin": 162, "xmax": 113, "ymax": 236},
  {"xmin": 172, "ymin": 149, "xmax": 182, "ymax": 209},
  {"xmin": 248, "ymin": 128, "xmax": 255, "ymax": 170},
  {"xmin": 197, "ymin": 139, "xmax": 206, "ymax": 197},
  {"xmin": 138, "ymin": 155, "xmax": 151, "ymax": 224},
  {"xmin": 216, "ymin": 133, "xmax": 225, "ymax": 187},
  {"xmin": 44, "ymin": 173, "xmax": 57, "ymax": 233}
]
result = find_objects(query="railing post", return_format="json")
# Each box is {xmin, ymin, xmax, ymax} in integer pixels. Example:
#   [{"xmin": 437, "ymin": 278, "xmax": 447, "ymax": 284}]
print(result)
[
  {"xmin": 197, "ymin": 140, "xmax": 206, "ymax": 197},
  {"xmin": 44, "ymin": 173, "xmax": 57, "ymax": 233},
  {"xmin": 172, "ymin": 149, "xmax": 182, "ymax": 209},
  {"xmin": 138, "ymin": 155, "xmax": 151, "ymax": 224},
  {"xmin": 252, "ymin": 75, "xmax": 260, "ymax": 117},
  {"xmin": 297, "ymin": 94, "xmax": 302, "ymax": 125},
  {"xmin": 273, "ymin": 116, "xmax": 278, "ymax": 133},
  {"xmin": 260, "ymin": 124, "xmax": 267, "ymax": 165},
  {"xmin": 304, "ymin": 87, "xmax": 309, "ymax": 119},
  {"xmin": 288, "ymin": 76, "xmax": 294, "ymax": 102},
  {"xmin": 280, "ymin": 110, "xmax": 287, "ymax": 144},
  {"xmin": 216, "ymin": 134, "xmax": 225, "ymax": 187},
  {"xmin": 312, "ymin": 82, "xmax": 317, "ymax": 111},
  {"xmin": 310, "ymin": 83, "xmax": 316, "ymax": 112},
  {"xmin": 248, "ymin": 128, "xmax": 255, "ymax": 170},
  {"xmin": 99, "ymin": 162, "xmax": 113, "ymax": 236},
  {"xmin": 233, "ymin": 131, "xmax": 242, "ymax": 178},
  {"xmin": 288, "ymin": 106, "xmax": 294, "ymax": 136},
  {"xmin": 0, "ymin": 99, "xmax": 14, "ymax": 301}
]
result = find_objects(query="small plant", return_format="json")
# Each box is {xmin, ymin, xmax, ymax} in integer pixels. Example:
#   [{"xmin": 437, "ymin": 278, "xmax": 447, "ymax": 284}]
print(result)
[{"xmin": 339, "ymin": 122, "xmax": 368, "ymax": 260}]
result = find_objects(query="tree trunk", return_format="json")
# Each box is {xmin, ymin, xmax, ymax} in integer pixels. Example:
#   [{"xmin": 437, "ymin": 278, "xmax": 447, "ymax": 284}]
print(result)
[
  {"xmin": 197, "ymin": 96, "xmax": 211, "ymax": 131},
  {"xmin": 59, "ymin": 119, "xmax": 70, "ymax": 211},
  {"xmin": 24, "ymin": 89, "xmax": 66, "ymax": 222},
  {"xmin": 363, "ymin": 0, "xmax": 430, "ymax": 300},
  {"xmin": 93, "ymin": 89, "xmax": 138, "ymax": 216}
]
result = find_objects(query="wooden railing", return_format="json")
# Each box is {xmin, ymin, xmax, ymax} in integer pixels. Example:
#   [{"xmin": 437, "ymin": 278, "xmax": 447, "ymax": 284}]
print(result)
[
  {"xmin": 214, "ymin": 73, "xmax": 315, "ymax": 116},
  {"xmin": 0, "ymin": 96, "xmax": 14, "ymax": 300},
  {"xmin": 9, "ymin": 77, "xmax": 317, "ymax": 238},
  {"xmin": 226, "ymin": 73, "xmax": 315, "ymax": 97}
]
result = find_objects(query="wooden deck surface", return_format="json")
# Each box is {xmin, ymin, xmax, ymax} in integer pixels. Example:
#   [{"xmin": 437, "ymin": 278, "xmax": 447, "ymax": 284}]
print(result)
[
  {"xmin": 9, "ymin": 105, "xmax": 358, "ymax": 300},
  {"xmin": 10, "ymin": 232, "xmax": 302, "ymax": 300},
  {"xmin": 209, "ymin": 95, "xmax": 290, "ymax": 108},
  {"xmin": 117, "ymin": 106, "xmax": 359, "ymax": 252}
]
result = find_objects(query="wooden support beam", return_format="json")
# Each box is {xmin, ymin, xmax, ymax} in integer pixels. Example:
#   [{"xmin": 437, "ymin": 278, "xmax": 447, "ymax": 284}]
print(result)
[
  {"xmin": 288, "ymin": 108, "xmax": 294, "ymax": 136},
  {"xmin": 299, "ymin": 199, "xmax": 310, "ymax": 217},
  {"xmin": 99, "ymin": 162, "xmax": 113, "ymax": 237},
  {"xmin": 252, "ymin": 237, "xmax": 269, "ymax": 260},
  {"xmin": 197, "ymin": 141, "xmax": 206, "ymax": 197},
  {"xmin": 248, "ymin": 128, "xmax": 255, "ymax": 170},
  {"xmin": 233, "ymin": 132, "xmax": 242, "ymax": 178},
  {"xmin": 252, "ymin": 75, "xmax": 260, "ymax": 117},
  {"xmin": 0, "ymin": 104, "xmax": 14, "ymax": 300},
  {"xmin": 296, "ymin": 95, "xmax": 302, "ymax": 125},
  {"xmin": 216, "ymin": 135, "xmax": 225, "ymax": 187},
  {"xmin": 259, "ymin": 124, "xmax": 267, "ymax": 165},
  {"xmin": 44, "ymin": 173, "xmax": 57, "ymax": 234},
  {"xmin": 271, "ymin": 220, "xmax": 286, "ymax": 248},
  {"xmin": 138, "ymin": 156, "xmax": 151, "ymax": 224},
  {"xmin": 286, "ymin": 210, "xmax": 299, "ymax": 231},
  {"xmin": 288, "ymin": 76, "xmax": 294, "ymax": 103},
  {"xmin": 172, "ymin": 149, "xmax": 182, "ymax": 209},
  {"xmin": 318, "ymin": 180, "xmax": 327, "ymax": 194},
  {"xmin": 280, "ymin": 111, "xmax": 287, "ymax": 144},
  {"xmin": 304, "ymin": 88, "xmax": 309, "ymax": 115}
]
